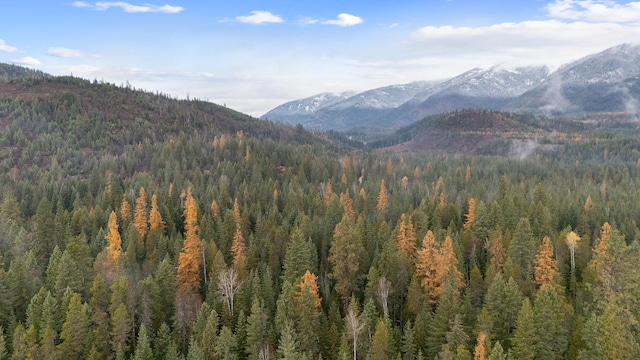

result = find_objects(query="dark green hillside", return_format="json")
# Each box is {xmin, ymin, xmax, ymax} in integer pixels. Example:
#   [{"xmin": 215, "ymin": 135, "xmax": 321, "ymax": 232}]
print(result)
[
  {"xmin": 369, "ymin": 109, "xmax": 548, "ymax": 154},
  {"xmin": 1, "ymin": 66, "xmax": 640, "ymax": 360}
]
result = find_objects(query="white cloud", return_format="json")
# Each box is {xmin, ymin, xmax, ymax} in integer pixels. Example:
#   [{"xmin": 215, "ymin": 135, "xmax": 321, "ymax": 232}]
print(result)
[
  {"xmin": 322, "ymin": 13, "xmax": 363, "ymax": 27},
  {"xmin": 297, "ymin": 16, "xmax": 319, "ymax": 25},
  {"xmin": 236, "ymin": 11, "xmax": 283, "ymax": 24},
  {"xmin": 411, "ymin": 20, "xmax": 640, "ymax": 66},
  {"xmin": 0, "ymin": 39, "xmax": 18, "ymax": 53},
  {"xmin": 47, "ymin": 47, "xmax": 85, "ymax": 57},
  {"xmin": 546, "ymin": 0, "xmax": 640, "ymax": 22},
  {"xmin": 73, "ymin": 1, "xmax": 184, "ymax": 14},
  {"xmin": 12, "ymin": 57, "xmax": 41, "ymax": 66}
]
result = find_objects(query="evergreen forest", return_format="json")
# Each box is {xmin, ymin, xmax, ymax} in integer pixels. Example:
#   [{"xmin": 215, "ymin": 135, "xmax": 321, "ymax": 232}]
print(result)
[{"xmin": 1, "ymin": 64, "xmax": 640, "ymax": 359}]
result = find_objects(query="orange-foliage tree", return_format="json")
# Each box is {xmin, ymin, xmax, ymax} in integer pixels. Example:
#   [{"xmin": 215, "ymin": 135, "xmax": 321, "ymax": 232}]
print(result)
[
  {"xmin": 148, "ymin": 193, "xmax": 165, "ymax": 234},
  {"xmin": 105, "ymin": 211, "xmax": 122, "ymax": 266},
  {"xmin": 376, "ymin": 179, "xmax": 388, "ymax": 211},
  {"xmin": 534, "ymin": 236, "xmax": 557, "ymax": 288},
  {"xmin": 396, "ymin": 213, "xmax": 417, "ymax": 261},
  {"xmin": 176, "ymin": 188, "xmax": 202, "ymax": 295},
  {"xmin": 464, "ymin": 198, "xmax": 476, "ymax": 230},
  {"xmin": 134, "ymin": 187, "xmax": 148, "ymax": 241},
  {"xmin": 231, "ymin": 198, "xmax": 247, "ymax": 278}
]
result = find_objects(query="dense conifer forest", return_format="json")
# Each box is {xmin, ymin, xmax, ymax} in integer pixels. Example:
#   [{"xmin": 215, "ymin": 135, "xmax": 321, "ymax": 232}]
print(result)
[{"xmin": 1, "ymin": 65, "xmax": 640, "ymax": 359}]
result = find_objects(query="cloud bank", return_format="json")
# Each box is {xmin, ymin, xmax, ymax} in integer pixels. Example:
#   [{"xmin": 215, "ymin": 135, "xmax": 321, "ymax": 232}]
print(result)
[
  {"xmin": 0, "ymin": 39, "xmax": 18, "ymax": 53},
  {"xmin": 322, "ymin": 13, "xmax": 363, "ymax": 27},
  {"xmin": 72, "ymin": 1, "xmax": 184, "ymax": 14},
  {"xmin": 236, "ymin": 11, "xmax": 284, "ymax": 24}
]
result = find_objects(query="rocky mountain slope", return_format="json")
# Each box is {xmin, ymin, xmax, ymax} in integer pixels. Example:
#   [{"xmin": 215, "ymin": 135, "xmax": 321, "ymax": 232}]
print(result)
[{"xmin": 264, "ymin": 44, "xmax": 640, "ymax": 131}]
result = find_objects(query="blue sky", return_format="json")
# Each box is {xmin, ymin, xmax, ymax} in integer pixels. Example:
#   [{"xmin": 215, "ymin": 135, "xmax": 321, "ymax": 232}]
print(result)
[{"xmin": 2, "ymin": 1, "xmax": 640, "ymax": 116}]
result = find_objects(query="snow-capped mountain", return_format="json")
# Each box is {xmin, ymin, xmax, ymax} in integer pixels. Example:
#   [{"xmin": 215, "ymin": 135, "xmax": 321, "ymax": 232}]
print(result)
[
  {"xmin": 262, "ymin": 91, "xmax": 355, "ymax": 125},
  {"xmin": 507, "ymin": 44, "xmax": 640, "ymax": 114},
  {"xmin": 263, "ymin": 44, "xmax": 640, "ymax": 131}
]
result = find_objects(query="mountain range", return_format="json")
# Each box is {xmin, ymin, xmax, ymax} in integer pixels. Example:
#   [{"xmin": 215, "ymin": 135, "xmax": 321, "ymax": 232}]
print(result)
[{"xmin": 262, "ymin": 43, "xmax": 640, "ymax": 131}]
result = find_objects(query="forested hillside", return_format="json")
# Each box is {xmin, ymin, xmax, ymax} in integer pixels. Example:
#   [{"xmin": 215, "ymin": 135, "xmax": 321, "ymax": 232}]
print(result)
[{"xmin": 1, "ymin": 68, "xmax": 640, "ymax": 359}]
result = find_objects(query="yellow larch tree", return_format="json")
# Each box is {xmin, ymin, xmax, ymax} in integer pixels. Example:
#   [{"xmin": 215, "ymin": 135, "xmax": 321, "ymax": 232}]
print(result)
[
  {"xmin": 376, "ymin": 179, "xmax": 388, "ymax": 211},
  {"xmin": 176, "ymin": 188, "xmax": 202, "ymax": 294},
  {"xmin": 465, "ymin": 165, "xmax": 471, "ymax": 182},
  {"xmin": 231, "ymin": 198, "xmax": 247, "ymax": 278},
  {"xmin": 396, "ymin": 213, "xmax": 417, "ymax": 261},
  {"xmin": 359, "ymin": 188, "xmax": 366, "ymax": 200},
  {"xmin": 463, "ymin": 198, "xmax": 476, "ymax": 230},
  {"xmin": 474, "ymin": 332, "xmax": 487, "ymax": 360},
  {"xmin": 416, "ymin": 230, "xmax": 442, "ymax": 303},
  {"xmin": 440, "ymin": 235, "xmax": 464, "ymax": 290},
  {"xmin": 211, "ymin": 199, "xmax": 220, "ymax": 221},
  {"xmin": 148, "ymin": 194, "xmax": 165, "ymax": 233},
  {"xmin": 489, "ymin": 228, "xmax": 506, "ymax": 273},
  {"xmin": 534, "ymin": 236, "xmax": 557, "ymax": 288},
  {"xmin": 120, "ymin": 194, "xmax": 131, "ymax": 223},
  {"xmin": 386, "ymin": 157, "xmax": 393, "ymax": 176},
  {"xmin": 341, "ymin": 154, "xmax": 350, "ymax": 170},
  {"xmin": 584, "ymin": 195, "xmax": 593, "ymax": 213},
  {"xmin": 296, "ymin": 270, "xmax": 322, "ymax": 312},
  {"xmin": 133, "ymin": 187, "xmax": 148, "ymax": 241},
  {"xmin": 340, "ymin": 191, "xmax": 356, "ymax": 223},
  {"xmin": 105, "ymin": 211, "xmax": 122, "ymax": 266},
  {"xmin": 324, "ymin": 181, "xmax": 334, "ymax": 208},
  {"xmin": 435, "ymin": 176, "xmax": 446, "ymax": 208}
]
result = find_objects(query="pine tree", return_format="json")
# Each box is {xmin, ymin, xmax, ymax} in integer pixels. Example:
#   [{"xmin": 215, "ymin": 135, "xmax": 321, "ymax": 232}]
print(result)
[
  {"xmin": 133, "ymin": 324, "xmax": 154, "ymax": 360},
  {"xmin": 0, "ymin": 326, "xmax": 6, "ymax": 360},
  {"xmin": 56, "ymin": 293, "xmax": 90, "ymax": 359},
  {"xmin": 177, "ymin": 188, "xmax": 203, "ymax": 295},
  {"xmin": 246, "ymin": 297, "xmax": 267, "ymax": 360},
  {"xmin": 511, "ymin": 297, "xmax": 535, "ymax": 360},
  {"xmin": 278, "ymin": 322, "xmax": 301, "ymax": 359},
  {"xmin": 110, "ymin": 302, "xmax": 132, "ymax": 356},
  {"xmin": 534, "ymin": 236, "xmax": 557, "ymax": 289},
  {"xmin": 483, "ymin": 274, "xmax": 522, "ymax": 348},
  {"xmin": 534, "ymin": 286, "xmax": 569, "ymax": 360},
  {"xmin": 134, "ymin": 187, "xmax": 149, "ymax": 241},
  {"xmin": 215, "ymin": 326, "xmax": 237, "ymax": 360},
  {"xmin": 329, "ymin": 214, "xmax": 363, "ymax": 307},
  {"xmin": 371, "ymin": 319, "xmax": 391, "ymax": 360}
]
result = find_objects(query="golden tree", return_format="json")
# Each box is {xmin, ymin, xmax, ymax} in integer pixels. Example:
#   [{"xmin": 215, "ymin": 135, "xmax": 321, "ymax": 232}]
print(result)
[
  {"xmin": 148, "ymin": 193, "xmax": 165, "ymax": 233},
  {"xmin": 120, "ymin": 194, "xmax": 131, "ymax": 223},
  {"xmin": 340, "ymin": 191, "xmax": 356, "ymax": 223},
  {"xmin": 211, "ymin": 199, "xmax": 220, "ymax": 221},
  {"xmin": 231, "ymin": 198, "xmax": 247, "ymax": 277},
  {"xmin": 176, "ymin": 188, "xmax": 202, "ymax": 294},
  {"xmin": 474, "ymin": 332, "xmax": 487, "ymax": 360},
  {"xmin": 133, "ymin": 187, "xmax": 148, "ymax": 241},
  {"xmin": 376, "ymin": 179, "xmax": 388, "ymax": 211},
  {"xmin": 386, "ymin": 157, "xmax": 393, "ymax": 176},
  {"xmin": 435, "ymin": 176, "xmax": 446, "ymax": 208},
  {"xmin": 463, "ymin": 198, "xmax": 476, "ymax": 230},
  {"xmin": 324, "ymin": 181, "xmax": 334, "ymax": 208},
  {"xmin": 465, "ymin": 165, "xmax": 471, "ymax": 182},
  {"xmin": 396, "ymin": 213, "xmax": 417, "ymax": 261},
  {"xmin": 416, "ymin": 230, "xmax": 442, "ymax": 302},
  {"xmin": 105, "ymin": 211, "xmax": 122, "ymax": 266},
  {"xmin": 534, "ymin": 236, "xmax": 557, "ymax": 288},
  {"xmin": 441, "ymin": 235, "xmax": 464, "ymax": 290},
  {"xmin": 296, "ymin": 270, "xmax": 321, "ymax": 312}
]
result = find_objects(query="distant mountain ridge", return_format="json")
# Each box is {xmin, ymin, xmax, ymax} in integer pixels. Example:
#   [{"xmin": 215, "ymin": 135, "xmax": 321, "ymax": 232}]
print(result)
[{"xmin": 263, "ymin": 43, "xmax": 640, "ymax": 131}]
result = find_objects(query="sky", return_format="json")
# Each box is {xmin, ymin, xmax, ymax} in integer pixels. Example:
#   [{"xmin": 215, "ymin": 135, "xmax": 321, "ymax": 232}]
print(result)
[{"xmin": 2, "ymin": 1, "xmax": 640, "ymax": 117}]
